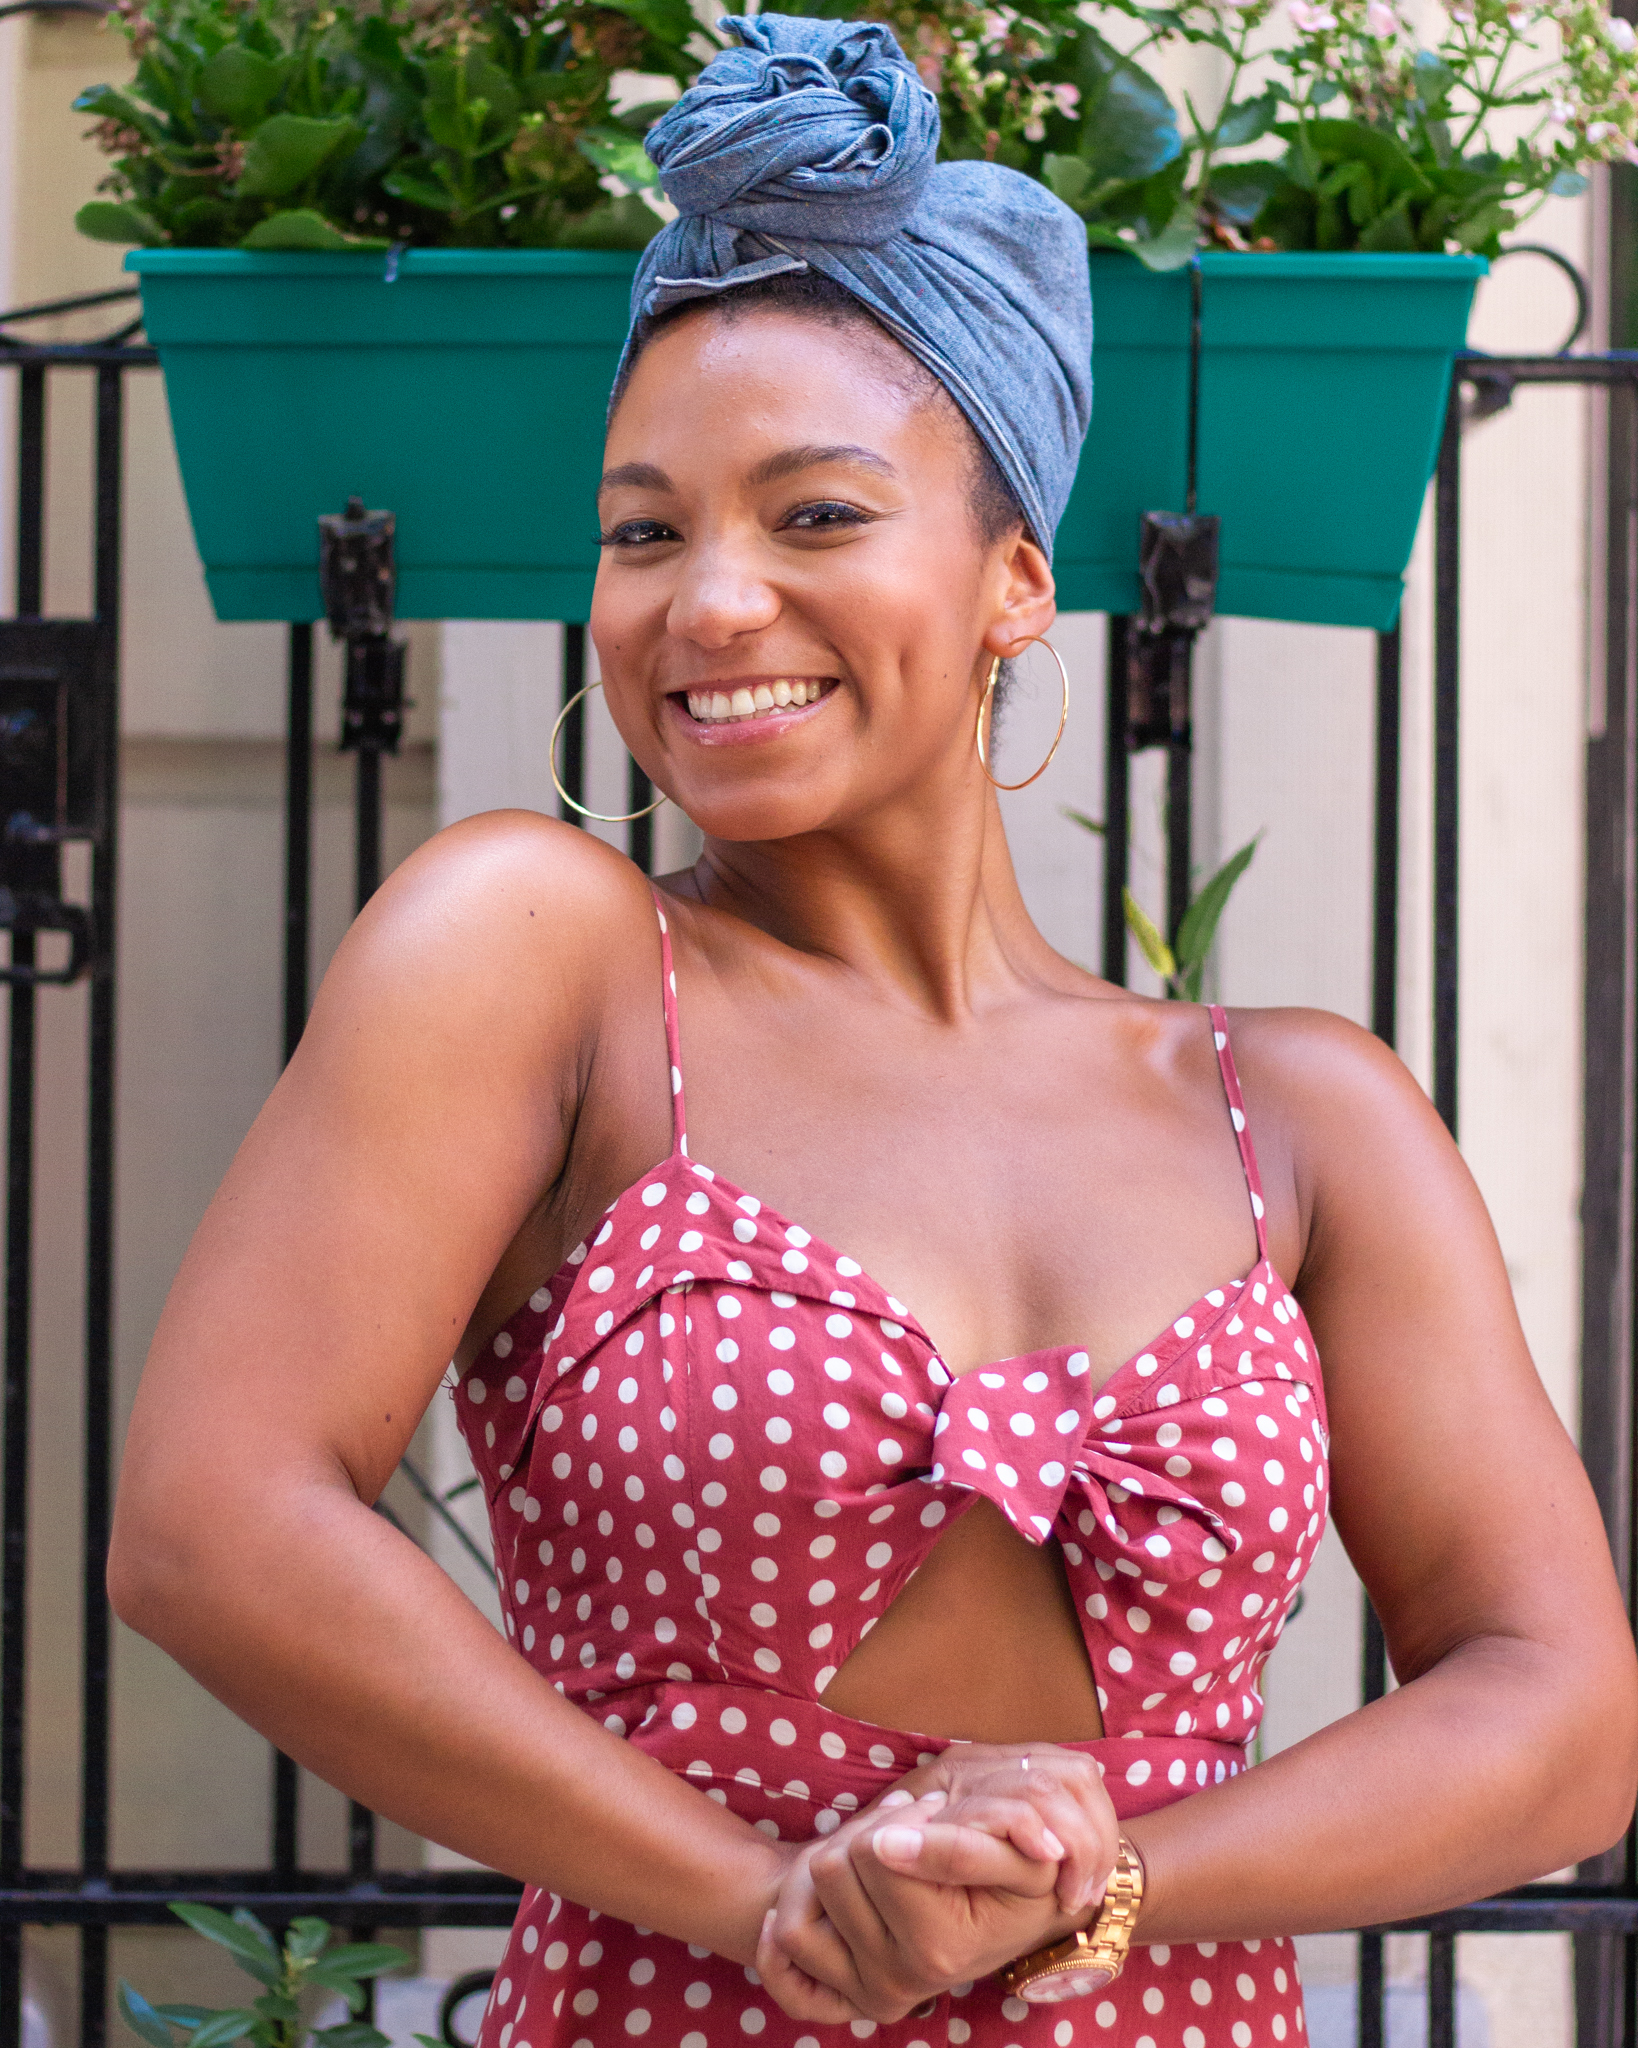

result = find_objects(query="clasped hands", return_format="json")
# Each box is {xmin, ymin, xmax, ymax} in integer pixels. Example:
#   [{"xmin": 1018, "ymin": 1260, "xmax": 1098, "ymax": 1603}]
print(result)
[{"xmin": 754, "ymin": 1744, "xmax": 1124, "ymax": 2025}]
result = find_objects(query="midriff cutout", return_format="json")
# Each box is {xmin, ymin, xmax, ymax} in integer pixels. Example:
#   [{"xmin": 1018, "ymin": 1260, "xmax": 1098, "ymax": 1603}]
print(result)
[{"xmin": 818, "ymin": 1498, "xmax": 1105, "ymax": 1743}]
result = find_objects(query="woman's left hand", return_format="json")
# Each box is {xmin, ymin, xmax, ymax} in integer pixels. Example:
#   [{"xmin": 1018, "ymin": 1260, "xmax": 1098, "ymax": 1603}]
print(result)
[{"xmin": 755, "ymin": 1744, "xmax": 1119, "ymax": 2023}]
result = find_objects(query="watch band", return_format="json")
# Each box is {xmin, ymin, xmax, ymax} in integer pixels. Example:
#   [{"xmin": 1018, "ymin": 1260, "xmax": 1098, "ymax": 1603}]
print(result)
[{"xmin": 996, "ymin": 1836, "xmax": 1146, "ymax": 2006}]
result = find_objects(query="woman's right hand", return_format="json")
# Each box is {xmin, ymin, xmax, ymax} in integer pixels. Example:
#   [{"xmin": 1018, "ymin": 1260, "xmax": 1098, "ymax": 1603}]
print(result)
[{"xmin": 755, "ymin": 1747, "xmax": 1118, "ymax": 2023}]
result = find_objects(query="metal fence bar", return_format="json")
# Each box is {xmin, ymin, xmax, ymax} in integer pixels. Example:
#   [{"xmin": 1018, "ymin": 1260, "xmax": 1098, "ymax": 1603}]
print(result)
[
  {"xmin": 1433, "ymin": 385, "xmax": 1463, "ymax": 1139},
  {"xmin": 79, "ymin": 356, "xmax": 125, "ymax": 2048},
  {"xmin": 1102, "ymin": 617, "xmax": 1130, "ymax": 986}
]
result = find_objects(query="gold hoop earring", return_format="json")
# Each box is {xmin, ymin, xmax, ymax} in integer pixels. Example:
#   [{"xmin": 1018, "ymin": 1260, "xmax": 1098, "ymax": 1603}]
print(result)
[
  {"xmin": 549, "ymin": 680, "xmax": 671, "ymax": 824},
  {"xmin": 975, "ymin": 638, "xmax": 1069, "ymax": 792}
]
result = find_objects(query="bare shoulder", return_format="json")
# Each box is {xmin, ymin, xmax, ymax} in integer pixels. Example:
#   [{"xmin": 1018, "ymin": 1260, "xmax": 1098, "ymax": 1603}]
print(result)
[
  {"xmin": 1209, "ymin": 1005, "xmax": 1469, "ymax": 1281},
  {"xmin": 304, "ymin": 810, "xmax": 663, "ymax": 1045},
  {"xmin": 1215, "ymin": 1004, "xmax": 1438, "ymax": 1136}
]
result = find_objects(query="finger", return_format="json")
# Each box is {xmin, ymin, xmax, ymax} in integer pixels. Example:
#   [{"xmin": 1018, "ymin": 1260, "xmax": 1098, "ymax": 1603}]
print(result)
[
  {"xmin": 768, "ymin": 1849, "xmax": 868, "ymax": 2005},
  {"xmin": 928, "ymin": 1791, "xmax": 1070, "ymax": 1861},
  {"xmin": 864, "ymin": 1817, "xmax": 1062, "ymax": 1896},
  {"xmin": 756, "ymin": 1908, "xmax": 865, "ymax": 2025}
]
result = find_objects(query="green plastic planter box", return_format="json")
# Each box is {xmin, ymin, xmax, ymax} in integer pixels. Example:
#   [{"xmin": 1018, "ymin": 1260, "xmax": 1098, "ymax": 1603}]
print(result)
[
  {"xmin": 1054, "ymin": 250, "xmax": 1485, "ymax": 630},
  {"xmin": 128, "ymin": 248, "xmax": 642, "ymax": 623},
  {"xmin": 130, "ymin": 245, "xmax": 1483, "ymax": 630}
]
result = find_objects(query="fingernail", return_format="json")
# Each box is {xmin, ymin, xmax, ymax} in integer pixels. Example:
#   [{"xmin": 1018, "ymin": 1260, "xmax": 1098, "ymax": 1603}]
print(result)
[
  {"xmin": 872, "ymin": 1825, "xmax": 924, "ymax": 1861},
  {"xmin": 1041, "ymin": 1829, "xmax": 1066, "ymax": 1859},
  {"xmin": 762, "ymin": 1909, "xmax": 775, "ymax": 1935},
  {"xmin": 880, "ymin": 1789, "xmax": 916, "ymax": 1810},
  {"xmin": 916, "ymin": 1788, "xmax": 948, "ymax": 1812}
]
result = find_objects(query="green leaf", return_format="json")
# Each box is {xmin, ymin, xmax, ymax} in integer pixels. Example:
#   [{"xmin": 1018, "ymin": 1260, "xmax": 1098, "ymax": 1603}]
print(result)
[
  {"xmin": 183, "ymin": 2012, "xmax": 260, "ymax": 2048},
  {"xmin": 1070, "ymin": 25, "xmax": 1182, "ymax": 186},
  {"xmin": 311, "ymin": 2027, "xmax": 392, "ymax": 2048},
  {"xmin": 1061, "ymin": 805, "xmax": 1106, "ymax": 836},
  {"xmin": 151, "ymin": 2011, "xmax": 213, "ymax": 2031},
  {"xmin": 1215, "ymin": 92, "xmax": 1278, "ymax": 149},
  {"xmin": 381, "ymin": 169, "xmax": 457, "ymax": 210},
  {"xmin": 1123, "ymin": 889, "xmax": 1177, "ymax": 981},
  {"xmin": 75, "ymin": 200, "xmax": 164, "ymax": 245},
  {"xmin": 168, "ymin": 1906, "xmax": 280, "ymax": 1987},
  {"xmin": 117, "ymin": 1982, "xmax": 180, "ymax": 2048},
  {"xmin": 1450, "ymin": 196, "xmax": 1513, "ymax": 250},
  {"xmin": 1042, "ymin": 153, "xmax": 1093, "ymax": 209},
  {"xmin": 197, "ymin": 46, "xmax": 290, "ymax": 126},
  {"xmin": 576, "ymin": 124, "xmax": 660, "ymax": 191},
  {"xmin": 286, "ymin": 1918, "xmax": 332, "ymax": 1963},
  {"xmin": 1130, "ymin": 192, "xmax": 1199, "ymax": 270},
  {"xmin": 1206, "ymin": 161, "xmax": 1282, "ymax": 225},
  {"xmin": 1303, "ymin": 119, "xmax": 1433, "ymax": 201},
  {"xmin": 311, "ymin": 1943, "xmax": 414, "ymax": 1979},
  {"xmin": 1357, "ymin": 194, "xmax": 1417, "ymax": 251},
  {"xmin": 555, "ymin": 192, "xmax": 663, "ymax": 250},
  {"xmin": 601, "ymin": 0, "xmax": 699, "ymax": 48},
  {"xmin": 413, "ymin": 2035, "xmax": 448, "ymax": 2047},
  {"xmin": 1174, "ymin": 835, "xmax": 1259, "ymax": 975},
  {"xmin": 1412, "ymin": 50, "xmax": 1456, "ymax": 117},
  {"xmin": 239, "ymin": 209, "xmax": 389, "ymax": 249},
  {"xmin": 235, "ymin": 114, "xmax": 359, "ymax": 198}
]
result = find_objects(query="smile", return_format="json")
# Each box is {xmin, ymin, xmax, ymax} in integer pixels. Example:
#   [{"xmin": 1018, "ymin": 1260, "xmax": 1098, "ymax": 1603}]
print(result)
[{"xmin": 683, "ymin": 678, "xmax": 835, "ymax": 724}]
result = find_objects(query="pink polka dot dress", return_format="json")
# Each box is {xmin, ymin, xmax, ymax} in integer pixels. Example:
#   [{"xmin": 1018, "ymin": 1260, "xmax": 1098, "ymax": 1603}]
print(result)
[{"xmin": 457, "ymin": 893, "xmax": 1327, "ymax": 2048}]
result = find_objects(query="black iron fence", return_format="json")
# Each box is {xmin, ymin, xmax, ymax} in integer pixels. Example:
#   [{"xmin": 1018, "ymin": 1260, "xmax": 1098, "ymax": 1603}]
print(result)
[{"xmin": 4, "ymin": 222, "xmax": 1638, "ymax": 2048}]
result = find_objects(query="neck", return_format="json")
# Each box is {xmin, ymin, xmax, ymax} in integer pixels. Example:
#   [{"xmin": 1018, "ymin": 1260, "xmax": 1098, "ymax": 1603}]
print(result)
[{"xmin": 681, "ymin": 780, "xmax": 1067, "ymax": 1025}]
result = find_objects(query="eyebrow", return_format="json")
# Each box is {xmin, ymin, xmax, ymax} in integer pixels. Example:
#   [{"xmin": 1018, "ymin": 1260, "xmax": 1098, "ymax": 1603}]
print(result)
[
  {"xmin": 599, "ymin": 461, "xmax": 673, "ymax": 496},
  {"xmin": 747, "ymin": 444, "xmax": 898, "ymax": 486},
  {"xmin": 597, "ymin": 444, "xmax": 899, "ymax": 498}
]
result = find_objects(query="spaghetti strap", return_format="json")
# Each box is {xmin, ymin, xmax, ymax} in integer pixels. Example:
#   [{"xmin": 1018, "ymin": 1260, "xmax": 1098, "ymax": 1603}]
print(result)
[
  {"xmin": 1207, "ymin": 1004, "xmax": 1268, "ymax": 1262},
  {"xmin": 650, "ymin": 888, "xmax": 689, "ymax": 1158}
]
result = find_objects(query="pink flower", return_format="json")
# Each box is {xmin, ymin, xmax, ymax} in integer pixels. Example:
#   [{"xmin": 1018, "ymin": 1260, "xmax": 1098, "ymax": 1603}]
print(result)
[
  {"xmin": 1366, "ymin": 1, "xmax": 1398, "ymax": 34},
  {"xmin": 1288, "ymin": 0, "xmax": 1337, "ymax": 31},
  {"xmin": 1052, "ymin": 81, "xmax": 1082, "ymax": 116}
]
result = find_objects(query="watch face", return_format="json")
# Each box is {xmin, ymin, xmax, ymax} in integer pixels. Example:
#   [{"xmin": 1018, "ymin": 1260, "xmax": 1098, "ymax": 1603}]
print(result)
[{"xmin": 1021, "ymin": 1966, "xmax": 1116, "ymax": 2006}]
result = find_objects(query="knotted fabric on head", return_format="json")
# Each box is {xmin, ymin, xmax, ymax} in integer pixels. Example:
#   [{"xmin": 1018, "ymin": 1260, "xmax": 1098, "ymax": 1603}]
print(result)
[{"xmin": 624, "ymin": 14, "xmax": 1093, "ymax": 557}]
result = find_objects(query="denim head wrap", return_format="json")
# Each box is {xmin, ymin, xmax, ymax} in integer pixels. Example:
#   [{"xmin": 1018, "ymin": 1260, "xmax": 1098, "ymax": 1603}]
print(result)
[{"xmin": 623, "ymin": 14, "xmax": 1093, "ymax": 557}]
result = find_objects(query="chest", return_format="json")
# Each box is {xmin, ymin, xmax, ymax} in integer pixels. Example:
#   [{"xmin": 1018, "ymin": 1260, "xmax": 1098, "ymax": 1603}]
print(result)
[{"xmin": 616, "ymin": 980, "xmax": 1269, "ymax": 1379}]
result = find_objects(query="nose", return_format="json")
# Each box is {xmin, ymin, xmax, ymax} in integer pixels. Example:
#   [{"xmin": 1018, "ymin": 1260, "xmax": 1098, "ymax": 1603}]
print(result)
[{"xmin": 665, "ymin": 533, "xmax": 782, "ymax": 649}]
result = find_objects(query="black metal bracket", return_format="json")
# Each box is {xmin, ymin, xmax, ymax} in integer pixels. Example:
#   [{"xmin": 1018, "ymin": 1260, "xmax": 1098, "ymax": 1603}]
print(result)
[
  {"xmin": 0, "ymin": 620, "xmax": 108, "ymax": 984},
  {"xmin": 320, "ymin": 496, "xmax": 407, "ymax": 759}
]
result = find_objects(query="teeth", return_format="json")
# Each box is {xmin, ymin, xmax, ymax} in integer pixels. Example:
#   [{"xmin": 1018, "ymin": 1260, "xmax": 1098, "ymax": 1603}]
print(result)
[{"xmin": 684, "ymin": 680, "xmax": 831, "ymax": 724}]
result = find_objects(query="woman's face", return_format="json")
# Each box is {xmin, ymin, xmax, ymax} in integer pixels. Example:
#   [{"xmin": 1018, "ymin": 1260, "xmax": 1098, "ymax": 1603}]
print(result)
[{"xmin": 591, "ymin": 306, "xmax": 1055, "ymax": 843}]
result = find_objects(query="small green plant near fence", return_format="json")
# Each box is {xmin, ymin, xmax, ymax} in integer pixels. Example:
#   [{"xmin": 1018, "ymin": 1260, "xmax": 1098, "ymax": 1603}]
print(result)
[
  {"xmin": 117, "ymin": 1904, "xmax": 433, "ymax": 2048},
  {"xmin": 1065, "ymin": 809, "xmax": 1260, "ymax": 999}
]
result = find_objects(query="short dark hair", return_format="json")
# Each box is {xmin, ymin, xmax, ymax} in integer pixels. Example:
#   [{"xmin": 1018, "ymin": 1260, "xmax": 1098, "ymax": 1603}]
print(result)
[{"xmin": 615, "ymin": 266, "xmax": 1030, "ymax": 551}]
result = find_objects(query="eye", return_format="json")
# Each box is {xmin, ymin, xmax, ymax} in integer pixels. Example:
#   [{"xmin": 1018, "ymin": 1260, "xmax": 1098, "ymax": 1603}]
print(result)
[
  {"xmin": 601, "ymin": 518, "xmax": 679, "ymax": 548},
  {"xmin": 780, "ymin": 500, "xmax": 873, "ymax": 533}
]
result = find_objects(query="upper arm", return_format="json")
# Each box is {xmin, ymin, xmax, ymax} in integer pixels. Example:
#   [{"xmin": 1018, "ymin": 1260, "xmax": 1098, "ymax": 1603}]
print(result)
[
  {"xmin": 1235, "ymin": 1010, "xmax": 1631, "ymax": 1692},
  {"xmin": 117, "ymin": 815, "xmax": 658, "ymax": 1542}
]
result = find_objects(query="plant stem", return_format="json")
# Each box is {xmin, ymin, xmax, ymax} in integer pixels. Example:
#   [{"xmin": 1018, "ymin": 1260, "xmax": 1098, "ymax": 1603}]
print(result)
[{"xmin": 1191, "ymin": 16, "xmax": 1250, "ymax": 206}]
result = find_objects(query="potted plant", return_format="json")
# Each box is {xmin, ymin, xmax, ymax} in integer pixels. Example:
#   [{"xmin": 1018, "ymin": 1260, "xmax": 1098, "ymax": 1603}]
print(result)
[
  {"xmin": 81, "ymin": 0, "xmax": 1638, "ymax": 627},
  {"xmin": 782, "ymin": 0, "xmax": 1638, "ymax": 627},
  {"xmin": 78, "ymin": 0, "xmax": 712, "ymax": 620}
]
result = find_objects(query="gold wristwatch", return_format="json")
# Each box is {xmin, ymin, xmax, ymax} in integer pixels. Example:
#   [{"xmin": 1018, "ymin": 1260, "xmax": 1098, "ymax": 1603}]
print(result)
[{"xmin": 997, "ymin": 1837, "xmax": 1146, "ymax": 2006}]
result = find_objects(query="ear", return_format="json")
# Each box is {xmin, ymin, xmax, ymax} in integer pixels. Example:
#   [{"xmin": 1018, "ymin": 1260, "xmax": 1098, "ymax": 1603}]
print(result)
[{"xmin": 981, "ymin": 532, "xmax": 1057, "ymax": 661}]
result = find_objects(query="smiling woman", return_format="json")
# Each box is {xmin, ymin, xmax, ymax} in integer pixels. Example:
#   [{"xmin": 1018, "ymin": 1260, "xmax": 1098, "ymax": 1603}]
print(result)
[{"xmin": 107, "ymin": 15, "xmax": 1638, "ymax": 2048}]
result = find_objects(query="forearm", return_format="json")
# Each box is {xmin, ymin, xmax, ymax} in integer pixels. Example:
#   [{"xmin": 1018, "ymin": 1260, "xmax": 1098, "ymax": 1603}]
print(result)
[
  {"xmin": 1128, "ymin": 1635, "xmax": 1636, "ymax": 1942},
  {"xmin": 111, "ymin": 1468, "xmax": 785, "ymax": 1958}
]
